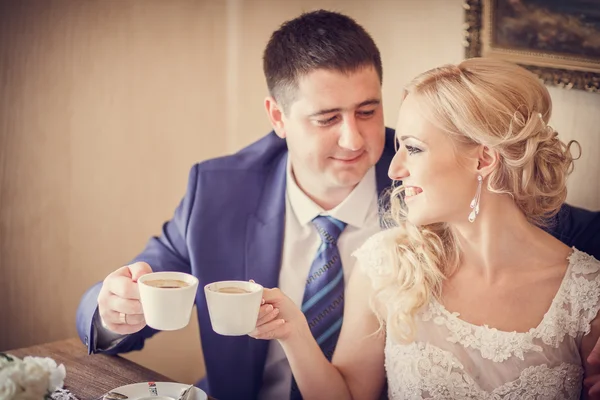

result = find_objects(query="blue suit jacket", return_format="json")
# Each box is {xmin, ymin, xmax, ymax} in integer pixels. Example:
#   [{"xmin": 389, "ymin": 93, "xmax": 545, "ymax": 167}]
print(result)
[{"xmin": 76, "ymin": 129, "xmax": 600, "ymax": 400}]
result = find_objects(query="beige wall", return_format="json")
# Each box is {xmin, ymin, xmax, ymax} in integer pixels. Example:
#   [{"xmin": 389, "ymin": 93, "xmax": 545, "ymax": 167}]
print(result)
[{"xmin": 1, "ymin": 0, "xmax": 598, "ymax": 383}]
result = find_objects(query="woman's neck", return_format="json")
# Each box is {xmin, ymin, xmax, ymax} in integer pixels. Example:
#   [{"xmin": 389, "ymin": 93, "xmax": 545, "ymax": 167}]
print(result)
[{"xmin": 449, "ymin": 194, "xmax": 570, "ymax": 283}]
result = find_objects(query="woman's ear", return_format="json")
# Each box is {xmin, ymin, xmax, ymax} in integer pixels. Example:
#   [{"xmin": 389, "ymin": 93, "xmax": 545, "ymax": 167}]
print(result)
[
  {"xmin": 476, "ymin": 145, "xmax": 499, "ymax": 177},
  {"xmin": 264, "ymin": 97, "xmax": 286, "ymax": 139}
]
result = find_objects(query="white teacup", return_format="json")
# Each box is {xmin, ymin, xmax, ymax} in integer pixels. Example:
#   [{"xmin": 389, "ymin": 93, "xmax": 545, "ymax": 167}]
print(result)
[
  {"xmin": 204, "ymin": 280, "xmax": 264, "ymax": 336},
  {"xmin": 138, "ymin": 271, "xmax": 199, "ymax": 330}
]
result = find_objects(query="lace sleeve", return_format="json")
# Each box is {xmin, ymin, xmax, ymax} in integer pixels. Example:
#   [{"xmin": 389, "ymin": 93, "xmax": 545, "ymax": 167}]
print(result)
[
  {"xmin": 566, "ymin": 250, "xmax": 600, "ymax": 339},
  {"xmin": 352, "ymin": 228, "xmax": 400, "ymax": 282}
]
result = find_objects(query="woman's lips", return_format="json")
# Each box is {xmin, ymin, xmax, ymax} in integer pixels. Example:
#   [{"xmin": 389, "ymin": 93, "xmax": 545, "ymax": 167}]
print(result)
[{"xmin": 404, "ymin": 186, "xmax": 423, "ymax": 198}]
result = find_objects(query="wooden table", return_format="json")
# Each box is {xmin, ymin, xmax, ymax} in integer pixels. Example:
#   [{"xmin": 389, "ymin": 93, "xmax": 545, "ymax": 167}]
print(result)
[{"xmin": 6, "ymin": 338, "xmax": 212, "ymax": 400}]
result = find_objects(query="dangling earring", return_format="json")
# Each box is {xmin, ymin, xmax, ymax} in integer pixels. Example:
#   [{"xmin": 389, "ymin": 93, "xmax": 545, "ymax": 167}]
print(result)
[{"xmin": 468, "ymin": 175, "xmax": 483, "ymax": 223}]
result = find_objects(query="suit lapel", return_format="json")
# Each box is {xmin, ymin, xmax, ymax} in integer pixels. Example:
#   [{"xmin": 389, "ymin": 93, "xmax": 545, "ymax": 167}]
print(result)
[
  {"xmin": 245, "ymin": 152, "xmax": 287, "ymax": 286},
  {"xmin": 244, "ymin": 152, "xmax": 287, "ymax": 396}
]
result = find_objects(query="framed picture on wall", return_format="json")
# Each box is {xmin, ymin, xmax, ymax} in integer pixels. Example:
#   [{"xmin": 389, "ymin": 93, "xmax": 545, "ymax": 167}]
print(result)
[{"xmin": 464, "ymin": 0, "xmax": 600, "ymax": 93}]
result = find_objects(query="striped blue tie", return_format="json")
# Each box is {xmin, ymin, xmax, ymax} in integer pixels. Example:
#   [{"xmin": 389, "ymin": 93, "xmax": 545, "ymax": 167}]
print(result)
[{"xmin": 290, "ymin": 215, "xmax": 347, "ymax": 400}]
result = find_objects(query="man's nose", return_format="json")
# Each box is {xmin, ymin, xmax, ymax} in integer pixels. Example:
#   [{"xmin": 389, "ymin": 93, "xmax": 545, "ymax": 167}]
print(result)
[{"xmin": 338, "ymin": 117, "xmax": 364, "ymax": 151}]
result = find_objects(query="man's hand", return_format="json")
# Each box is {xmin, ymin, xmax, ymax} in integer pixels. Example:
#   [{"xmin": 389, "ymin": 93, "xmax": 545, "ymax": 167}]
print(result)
[{"xmin": 97, "ymin": 262, "xmax": 152, "ymax": 334}]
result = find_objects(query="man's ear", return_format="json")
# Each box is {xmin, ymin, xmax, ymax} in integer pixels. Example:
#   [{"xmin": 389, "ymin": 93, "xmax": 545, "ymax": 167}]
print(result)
[
  {"xmin": 475, "ymin": 145, "xmax": 500, "ymax": 177},
  {"xmin": 265, "ymin": 96, "xmax": 286, "ymax": 139}
]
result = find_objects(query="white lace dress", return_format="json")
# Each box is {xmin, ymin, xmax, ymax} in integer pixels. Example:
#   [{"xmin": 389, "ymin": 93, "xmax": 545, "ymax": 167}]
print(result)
[{"xmin": 354, "ymin": 230, "xmax": 600, "ymax": 400}]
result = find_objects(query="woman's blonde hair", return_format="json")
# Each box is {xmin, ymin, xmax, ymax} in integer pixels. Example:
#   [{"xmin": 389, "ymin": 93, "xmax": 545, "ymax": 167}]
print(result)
[{"xmin": 372, "ymin": 58, "xmax": 579, "ymax": 344}]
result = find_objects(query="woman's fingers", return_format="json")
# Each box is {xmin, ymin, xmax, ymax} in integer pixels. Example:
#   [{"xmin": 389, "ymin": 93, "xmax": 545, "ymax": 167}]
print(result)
[
  {"xmin": 257, "ymin": 307, "xmax": 280, "ymax": 327},
  {"xmin": 249, "ymin": 318, "xmax": 286, "ymax": 340},
  {"xmin": 257, "ymin": 304, "xmax": 274, "ymax": 320}
]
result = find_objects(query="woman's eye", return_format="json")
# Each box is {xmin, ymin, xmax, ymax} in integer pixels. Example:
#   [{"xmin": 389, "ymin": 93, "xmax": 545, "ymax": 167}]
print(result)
[{"xmin": 405, "ymin": 145, "xmax": 422, "ymax": 155}]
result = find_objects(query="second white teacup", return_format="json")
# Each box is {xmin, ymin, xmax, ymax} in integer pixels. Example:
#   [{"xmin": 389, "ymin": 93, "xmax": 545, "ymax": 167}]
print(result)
[{"xmin": 204, "ymin": 280, "xmax": 263, "ymax": 336}]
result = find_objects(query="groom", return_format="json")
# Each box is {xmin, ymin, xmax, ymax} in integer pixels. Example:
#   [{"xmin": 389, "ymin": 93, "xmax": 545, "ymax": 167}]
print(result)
[{"xmin": 76, "ymin": 9, "xmax": 600, "ymax": 400}]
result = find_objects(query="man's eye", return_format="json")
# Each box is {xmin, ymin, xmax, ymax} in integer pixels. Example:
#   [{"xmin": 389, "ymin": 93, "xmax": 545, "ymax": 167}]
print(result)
[
  {"xmin": 357, "ymin": 110, "xmax": 375, "ymax": 118},
  {"xmin": 405, "ymin": 145, "xmax": 422, "ymax": 155},
  {"xmin": 316, "ymin": 116, "xmax": 338, "ymax": 126}
]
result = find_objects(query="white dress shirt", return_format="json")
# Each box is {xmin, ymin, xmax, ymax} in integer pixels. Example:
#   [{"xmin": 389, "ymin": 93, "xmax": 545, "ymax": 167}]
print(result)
[{"xmin": 257, "ymin": 158, "xmax": 381, "ymax": 400}]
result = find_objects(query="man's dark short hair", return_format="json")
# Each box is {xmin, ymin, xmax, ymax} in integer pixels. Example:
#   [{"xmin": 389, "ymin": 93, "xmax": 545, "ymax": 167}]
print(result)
[{"xmin": 263, "ymin": 10, "xmax": 383, "ymax": 114}]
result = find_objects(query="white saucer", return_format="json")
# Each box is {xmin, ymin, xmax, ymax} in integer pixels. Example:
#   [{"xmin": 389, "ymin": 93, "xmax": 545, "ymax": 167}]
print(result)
[{"xmin": 107, "ymin": 382, "xmax": 207, "ymax": 400}]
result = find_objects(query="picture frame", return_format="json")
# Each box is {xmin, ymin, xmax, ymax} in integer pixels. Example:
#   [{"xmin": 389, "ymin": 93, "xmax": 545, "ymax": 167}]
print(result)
[{"xmin": 464, "ymin": 0, "xmax": 600, "ymax": 93}]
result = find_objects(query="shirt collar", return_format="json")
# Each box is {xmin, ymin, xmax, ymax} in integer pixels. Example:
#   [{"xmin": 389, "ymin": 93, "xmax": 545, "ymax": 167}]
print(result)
[{"xmin": 286, "ymin": 157, "xmax": 377, "ymax": 228}]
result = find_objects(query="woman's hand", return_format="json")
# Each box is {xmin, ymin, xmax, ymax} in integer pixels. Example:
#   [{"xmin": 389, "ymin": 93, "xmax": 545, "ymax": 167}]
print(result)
[{"xmin": 249, "ymin": 288, "xmax": 309, "ymax": 342}]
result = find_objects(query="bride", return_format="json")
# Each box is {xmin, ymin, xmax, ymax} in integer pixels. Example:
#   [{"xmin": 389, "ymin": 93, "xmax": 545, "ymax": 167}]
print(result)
[{"xmin": 250, "ymin": 58, "xmax": 600, "ymax": 399}]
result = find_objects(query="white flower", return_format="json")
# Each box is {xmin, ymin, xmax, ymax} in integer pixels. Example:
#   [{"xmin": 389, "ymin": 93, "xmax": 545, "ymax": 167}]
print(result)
[
  {"xmin": 12, "ymin": 390, "xmax": 42, "ymax": 400},
  {"xmin": 0, "ymin": 372, "xmax": 18, "ymax": 400},
  {"xmin": 0, "ymin": 353, "xmax": 66, "ymax": 400},
  {"xmin": 0, "ymin": 355, "xmax": 16, "ymax": 370},
  {"xmin": 22, "ymin": 357, "xmax": 65, "ymax": 391},
  {"xmin": 48, "ymin": 364, "xmax": 66, "ymax": 392},
  {"xmin": 14, "ymin": 362, "xmax": 49, "ymax": 398}
]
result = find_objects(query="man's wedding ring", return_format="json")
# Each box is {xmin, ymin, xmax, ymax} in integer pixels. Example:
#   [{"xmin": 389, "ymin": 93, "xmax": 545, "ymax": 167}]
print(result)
[{"xmin": 119, "ymin": 312, "xmax": 128, "ymax": 324}]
